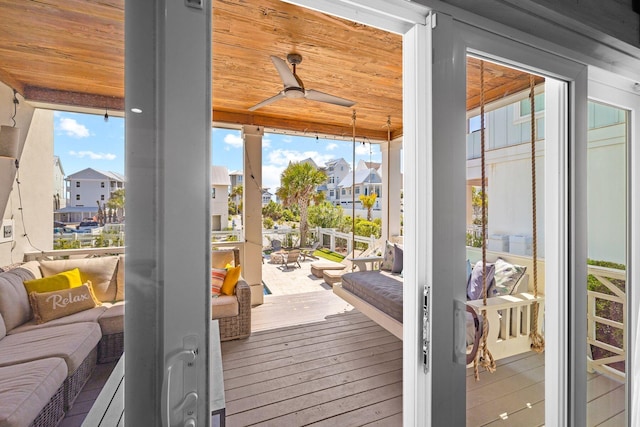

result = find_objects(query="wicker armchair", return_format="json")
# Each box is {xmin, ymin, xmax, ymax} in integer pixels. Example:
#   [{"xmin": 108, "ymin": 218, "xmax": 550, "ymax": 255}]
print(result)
[
  {"xmin": 216, "ymin": 279, "xmax": 251, "ymax": 341},
  {"xmin": 211, "ymin": 248, "xmax": 252, "ymax": 341}
]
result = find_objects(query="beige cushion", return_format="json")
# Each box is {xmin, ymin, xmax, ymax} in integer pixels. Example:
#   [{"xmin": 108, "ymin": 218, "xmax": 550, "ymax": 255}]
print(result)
[
  {"xmin": 0, "ymin": 322, "xmax": 101, "ymax": 374},
  {"xmin": 115, "ymin": 254, "xmax": 125, "ymax": 301},
  {"xmin": 98, "ymin": 302, "xmax": 124, "ymax": 335},
  {"xmin": 0, "ymin": 358, "xmax": 67, "ymax": 427},
  {"xmin": 211, "ymin": 295, "xmax": 239, "ymax": 319},
  {"xmin": 40, "ymin": 256, "xmax": 119, "ymax": 302},
  {"xmin": 0, "ymin": 268, "xmax": 36, "ymax": 332},
  {"xmin": 29, "ymin": 283, "xmax": 99, "ymax": 324},
  {"xmin": 211, "ymin": 250, "xmax": 235, "ymax": 269},
  {"xmin": 15, "ymin": 261, "xmax": 43, "ymax": 280},
  {"xmin": 8, "ymin": 306, "xmax": 108, "ymax": 335}
]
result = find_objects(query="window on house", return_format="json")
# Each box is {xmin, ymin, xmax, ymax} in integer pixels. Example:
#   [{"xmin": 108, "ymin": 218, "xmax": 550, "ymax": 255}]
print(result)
[
  {"xmin": 355, "ymin": 187, "xmax": 360, "ymax": 194},
  {"xmin": 341, "ymin": 189, "xmax": 346, "ymax": 195},
  {"xmin": 101, "ymin": 195, "xmax": 105, "ymax": 201},
  {"xmin": 101, "ymin": 182, "xmax": 105, "ymax": 188},
  {"xmin": 329, "ymin": 190, "xmax": 334, "ymax": 197},
  {"xmin": 211, "ymin": 188, "xmax": 216, "ymax": 199},
  {"xmin": 76, "ymin": 182, "xmax": 80, "ymax": 188},
  {"xmin": 468, "ymin": 115, "xmax": 482, "ymax": 133},
  {"xmin": 76, "ymin": 194, "xmax": 80, "ymax": 200}
]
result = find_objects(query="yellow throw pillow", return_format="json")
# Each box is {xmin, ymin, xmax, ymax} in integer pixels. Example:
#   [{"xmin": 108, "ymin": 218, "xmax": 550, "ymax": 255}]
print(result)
[
  {"xmin": 221, "ymin": 264, "xmax": 241, "ymax": 296},
  {"xmin": 23, "ymin": 268, "xmax": 83, "ymax": 295},
  {"xmin": 29, "ymin": 283, "xmax": 99, "ymax": 324}
]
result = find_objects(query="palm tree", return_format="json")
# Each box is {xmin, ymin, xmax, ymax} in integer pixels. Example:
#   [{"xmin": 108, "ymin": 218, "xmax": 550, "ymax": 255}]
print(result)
[
  {"xmin": 359, "ymin": 193, "xmax": 377, "ymax": 221},
  {"xmin": 230, "ymin": 184, "xmax": 243, "ymax": 214},
  {"xmin": 276, "ymin": 162, "xmax": 327, "ymax": 246},
  {"xmin": 106, "ymin": 188, "xmax": 125, "ymax": 222}
]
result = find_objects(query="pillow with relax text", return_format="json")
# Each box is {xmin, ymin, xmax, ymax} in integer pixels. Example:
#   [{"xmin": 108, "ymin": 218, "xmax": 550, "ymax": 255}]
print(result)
[{"xmin": 29, "ymin": 282, "xmax": 100, "ymax": 324}]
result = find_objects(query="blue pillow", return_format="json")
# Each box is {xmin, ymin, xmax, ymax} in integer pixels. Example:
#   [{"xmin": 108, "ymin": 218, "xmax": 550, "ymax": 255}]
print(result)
[{"xmin": 467, "ymin": 261, "xmax": 495, "ymax": 300}]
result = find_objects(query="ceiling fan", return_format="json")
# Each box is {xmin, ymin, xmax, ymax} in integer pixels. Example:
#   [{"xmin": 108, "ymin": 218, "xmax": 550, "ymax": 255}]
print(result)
[{"xmin": 248, "ymin": 53, "xmax": 356, "ymax": 111}]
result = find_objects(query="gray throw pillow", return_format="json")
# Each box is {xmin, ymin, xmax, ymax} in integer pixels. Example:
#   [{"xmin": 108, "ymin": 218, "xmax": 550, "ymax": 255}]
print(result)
[
  {"xmin": 467, "ymin": 261, "xmax": 495, "ymax": 300},
  {"xmin": 391, "ymin": 244, "xmax": 403, "ymax": 273}
]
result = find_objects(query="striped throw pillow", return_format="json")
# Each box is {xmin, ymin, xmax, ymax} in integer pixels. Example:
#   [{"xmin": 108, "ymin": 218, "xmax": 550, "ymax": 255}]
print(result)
[{"xmin": 211, "ymin": 268, "xmax": 227, "ymax": 296}]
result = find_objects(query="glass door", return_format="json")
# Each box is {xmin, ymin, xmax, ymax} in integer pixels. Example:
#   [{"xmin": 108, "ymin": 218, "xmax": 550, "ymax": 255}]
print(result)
[
  {"xmin": 427, "ymin": 15, "xmax": 588, "ymax": 425},
  {"xmin": 587, "ymin": 73, "xmax": 640, "ymax": 426}
]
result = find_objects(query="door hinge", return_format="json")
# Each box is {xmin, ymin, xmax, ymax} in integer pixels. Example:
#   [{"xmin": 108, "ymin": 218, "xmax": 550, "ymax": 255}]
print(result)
[{"xmin": 423, "ymin": 284, "xmax": 431, "ymax": 373}]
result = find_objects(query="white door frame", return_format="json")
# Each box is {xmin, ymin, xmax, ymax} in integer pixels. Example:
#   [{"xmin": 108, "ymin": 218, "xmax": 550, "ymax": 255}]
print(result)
[
  {"xmin": 589, "ymin": 69, "xmax": 640, "ymax": 426},
  {"xmin": 125, "ymin": 1, "xmax": 212, "ymax": 425}
]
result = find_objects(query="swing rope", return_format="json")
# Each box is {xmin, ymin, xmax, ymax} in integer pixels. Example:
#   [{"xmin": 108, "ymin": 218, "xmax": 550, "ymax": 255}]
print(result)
[
  {"xmin": 528, "ymin": 75, "xmax": 545, "ymax": 353},
  {"xmin": 474, "ymin": 60, "xmax": 496, "ymax": 380}
]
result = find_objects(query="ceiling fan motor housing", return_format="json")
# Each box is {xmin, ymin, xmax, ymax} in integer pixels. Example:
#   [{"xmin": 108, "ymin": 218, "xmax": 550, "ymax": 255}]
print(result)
[{"xmin": 287, "ymin": 53, "xmax": 303, "ymax": 65}]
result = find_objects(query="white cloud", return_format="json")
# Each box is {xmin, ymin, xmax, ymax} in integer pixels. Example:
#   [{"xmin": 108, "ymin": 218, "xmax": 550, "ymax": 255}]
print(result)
[
  {"xmin": 282, "ymin": 136, "xmax": 293, "ymax": 143},
  {"xmin": 58, "ymin": 118, "xmax": 90, "ymax": 138},
  {"xmin": 325, "ymin": 143, "xmax": 338, "ymax": 151},
  {"xmin": 224, "ymin": 133, "xmax": 243, "ymax": 148},
  {"xmin": 69, "ymin": 150, "xmax": 116, "ymax": 160},
  {"xmin": 262, "ymin": 138, "xmax": 271, "ymax": 149},
  {"xmin": 262, "ymin": 164, "xmax": 284, "ymax": 193},
  {"xmin": 355, "ymin": 143, "xmax": 372, "ymax": 155},
  {"xmin": 266, "ymin": 149, "xmax": 335, "ymax": 168}
]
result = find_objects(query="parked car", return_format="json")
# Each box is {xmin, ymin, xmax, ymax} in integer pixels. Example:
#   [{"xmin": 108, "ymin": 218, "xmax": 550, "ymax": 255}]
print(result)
[{"xmin": 77, "ymin": 221, "xmax": 100, "ymax": 231}]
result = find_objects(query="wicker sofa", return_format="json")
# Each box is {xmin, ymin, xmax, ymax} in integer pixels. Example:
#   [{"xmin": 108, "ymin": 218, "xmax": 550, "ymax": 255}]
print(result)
[{"xmin": 0, "ymin": 255, "xmax": 124, "ymax": 427}]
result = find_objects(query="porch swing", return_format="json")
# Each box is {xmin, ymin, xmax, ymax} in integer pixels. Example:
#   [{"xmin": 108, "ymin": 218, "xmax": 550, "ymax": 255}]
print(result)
[{"xmin": 467, "ymin": 60, "xmax": 545, "ymax": 379}]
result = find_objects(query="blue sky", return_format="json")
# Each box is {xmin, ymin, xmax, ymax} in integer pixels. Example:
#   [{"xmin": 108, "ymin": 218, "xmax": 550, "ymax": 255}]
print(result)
[{"xmin": 54, "ymin": 111, "xmax": 382, "ymax": 191}]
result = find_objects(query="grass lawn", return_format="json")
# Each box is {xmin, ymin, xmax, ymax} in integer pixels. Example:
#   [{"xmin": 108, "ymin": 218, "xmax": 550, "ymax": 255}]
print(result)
[{"xmin": 313, "ymin": 248, "xmax": 345, "ymax": 263}]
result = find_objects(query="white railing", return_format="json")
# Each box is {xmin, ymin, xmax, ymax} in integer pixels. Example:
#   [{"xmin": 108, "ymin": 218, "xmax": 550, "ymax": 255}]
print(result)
[
  {"xmin": 315, "ymin": 228, "xmax": 377, "ymax": 254},
  {"xmin": 24, "ymin": 246, "xmax": 125, "ymax": 262},
  {"xmin": 211, "ymin": 229, "xmax": 243, "ymax": 243},
  {"xmin": 587, "ymin": 265, "xmax": 626, "ymax": 382}
]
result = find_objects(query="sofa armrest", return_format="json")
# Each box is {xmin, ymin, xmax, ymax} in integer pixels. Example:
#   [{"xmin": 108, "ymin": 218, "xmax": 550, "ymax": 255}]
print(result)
[
  {"xmin": 235, "ymin": 279, "xmax": 251, "ymax": 308},
  {"xmin": 350, "ymin": 256, "xmax": 383, "ymax": 271}
]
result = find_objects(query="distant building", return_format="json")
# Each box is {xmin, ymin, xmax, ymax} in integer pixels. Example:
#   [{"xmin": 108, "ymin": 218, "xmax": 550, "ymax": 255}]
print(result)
[
  {"xmin": 229, "ymin": 170, "xmax": 243, "ymax": 205},
  {"xmin": 337, "ymin": 159, "xmax": 383, "ymax": 211},
  {"xmin": 321, "ymin": 158, "xmax": 351, "ymax": 205},
  {"xmin": 211, "ymin": 165, "xmax": 231, "ymax": 231},
  {"xmin": 55, "ymin": 168, "xmax": 125, "ymax": 222},
  {"xmin": 53, "ymin": 156, "xmax": 65, "ymax": 210},
  {"xmin": 261, "ymin": 189, "xmax": 273, "ymax": 206}
]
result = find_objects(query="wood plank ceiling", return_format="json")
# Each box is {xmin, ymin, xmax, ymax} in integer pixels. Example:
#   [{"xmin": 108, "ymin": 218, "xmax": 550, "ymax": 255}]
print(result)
[{"xmin": 0, "ymin": 0, "xmax": 542, "ymax": 141}]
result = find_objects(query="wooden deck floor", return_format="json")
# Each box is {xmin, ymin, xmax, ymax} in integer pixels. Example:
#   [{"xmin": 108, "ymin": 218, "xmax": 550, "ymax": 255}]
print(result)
[
  {"xmin": 223, "ymin": 290, "xmax": 626, "ymax": 427},
  {"xmin": 66, "ymin": 290, "xmax": 625, "ymax": 426}
]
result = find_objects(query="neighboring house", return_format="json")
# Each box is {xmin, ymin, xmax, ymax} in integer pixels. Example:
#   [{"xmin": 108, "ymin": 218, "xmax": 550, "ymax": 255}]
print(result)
[
  {"xmin": 321, "ymin": 158, "xmax": 351, "ymax": 205},
  {"xmin": 261, "ymin": 189, "xmax": 273, "ymax": 206},
  {"xmin": 55, "ymin": 168, "xmax": 125, "ymax": 223},
  {"xmin": 53, "ymin": 156, "xmax": 65, "ymax": 210},
  {"xmin": 229, "ymin": 170, "xmax": 243, "ymax": 205},
  {"xmin": 466, "ymin": 94, "xmax": 627, "ymax": 263},
  {"xmin": 337, "ymin": 159, "xmax": 383, "ymax": 211},
  {"xmin": 211, "ymin": 165, "xmax": 231, "ymax": 231}
]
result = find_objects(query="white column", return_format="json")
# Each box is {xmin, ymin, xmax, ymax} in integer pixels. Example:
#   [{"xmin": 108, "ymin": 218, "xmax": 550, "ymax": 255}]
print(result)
[
  {"xmin": 381, "ymin": 136, "xmax": 403, "ymax": 240},
  {"xmin": 242, "ymin": 125, "xmax": 264, "ymax": 305}
]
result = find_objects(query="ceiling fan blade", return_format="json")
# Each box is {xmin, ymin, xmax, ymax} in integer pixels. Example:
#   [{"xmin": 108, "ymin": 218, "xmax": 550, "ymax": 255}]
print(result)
[
  {"xmin": 270, "ymin": 56, "xmax": 299, "ymax": 88},
  {"xmin": 305, "ymin": 89, "xmax": 356, "ymax": 107},
  {"xmin": 248, "ymin": 92, "xmax": 285, "ymax": 111}
]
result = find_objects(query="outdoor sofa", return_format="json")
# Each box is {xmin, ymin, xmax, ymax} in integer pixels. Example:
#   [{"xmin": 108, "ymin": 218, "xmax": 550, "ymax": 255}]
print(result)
[{"xmin": 0, "ymin": 255, "xmax": 125, "ymax": 427}]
